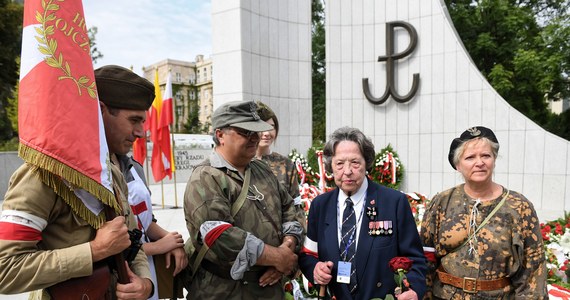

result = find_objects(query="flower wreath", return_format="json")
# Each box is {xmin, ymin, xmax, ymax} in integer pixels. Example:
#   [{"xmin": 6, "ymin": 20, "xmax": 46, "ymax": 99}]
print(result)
[{"xmin": 369, "ymin": 144, "xmax": 404, "ymax": 190}]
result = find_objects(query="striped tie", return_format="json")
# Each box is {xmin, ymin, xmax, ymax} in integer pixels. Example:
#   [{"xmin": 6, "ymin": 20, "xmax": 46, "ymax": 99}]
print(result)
[{"xmin": 340, "ymin": 197, "xmax": 358, "ymax": 293}]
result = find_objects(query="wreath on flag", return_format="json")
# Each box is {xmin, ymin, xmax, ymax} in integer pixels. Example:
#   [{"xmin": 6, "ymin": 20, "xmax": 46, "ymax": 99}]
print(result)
[{"xmin": 369, "ymin": 144, "xmax": 404, "ymax": 190}]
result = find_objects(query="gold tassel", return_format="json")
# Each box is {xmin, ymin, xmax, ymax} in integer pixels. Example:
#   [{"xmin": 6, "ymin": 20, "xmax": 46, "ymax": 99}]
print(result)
[{"xmin": 19, "ymin": 143, "xmax": 120, "ymax": 229}]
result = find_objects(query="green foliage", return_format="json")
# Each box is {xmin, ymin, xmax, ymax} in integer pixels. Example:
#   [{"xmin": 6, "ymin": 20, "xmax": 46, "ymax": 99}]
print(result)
[
  {"xmin": 368, "ymin": 144, "xmax": 404, "ymax": 190},
  {"xmin": 0, "ymin": 0, "xmax": 23, "ymax": 143},
  {"xmin": 445, "ymin": 0, "xmax": 570, "ymax": 139},
  {"xmin": 182, "ymin": 98, "xmax": 210, "ymax": 134},
  {"xmin": 88, "ymin": 26, "xmax": 104, "ymax": 64},
  {"xmin": 312, "ymin": 0, "xmax": 326, "ymax": 143},
  {"xmin": 0, "ymin": 138, "xmax": 19, "ymax": 151}
]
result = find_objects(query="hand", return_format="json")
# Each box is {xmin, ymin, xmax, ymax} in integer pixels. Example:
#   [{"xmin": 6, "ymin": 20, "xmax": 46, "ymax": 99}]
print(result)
[
  {"xmin": 155, "ymin": 231, "xmax": 185, "ymax": 253},
  {"xmin": 259, "ymin": 266, "xmax": 283, "ymax": 287},
  {"xmin": 395, "ymin": 289, "xmax": 418, "ymax": 300},
  {"xmin": 313, "ymin": 261, "xmax": 334, "ymax": 285},
  {"xmin": 273, "ymin": 245, "xmax": 298, "ymax": 275},
  {"xmin": 115, "ymin": 262, "xmax": 153, "ymax": 300},
  {"xmin": 90, "ymin": 216, "xmax": 130, "ymax": 262},
  {"xmin": 165, "ymin": 247, "xmax": 189, "ymax": 276}
]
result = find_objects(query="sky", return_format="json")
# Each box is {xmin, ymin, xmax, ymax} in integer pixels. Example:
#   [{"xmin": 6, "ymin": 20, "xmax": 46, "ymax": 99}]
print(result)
[{"xmin": 82, "ymin": 0, "xmax": 212, "ymax": 75}]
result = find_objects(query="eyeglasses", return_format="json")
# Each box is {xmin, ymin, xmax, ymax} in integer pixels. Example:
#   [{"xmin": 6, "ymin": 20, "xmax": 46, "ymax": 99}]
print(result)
[{"xmin": 230, "ymin": 127, "xmax": 259, "ymax": 139}]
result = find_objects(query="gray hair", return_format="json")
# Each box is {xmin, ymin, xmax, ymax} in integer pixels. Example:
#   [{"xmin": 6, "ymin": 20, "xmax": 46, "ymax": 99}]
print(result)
[
  {"xmin": 323, "ymin": 127, "xmax": 376, "ymax": 173},
  {"xmin": 452, "ymin": 137, "xmax": 499, "ymax": 168},
  {"xmin": 212, "ymin": 127, "xmax": 231, "ymax": 146}
]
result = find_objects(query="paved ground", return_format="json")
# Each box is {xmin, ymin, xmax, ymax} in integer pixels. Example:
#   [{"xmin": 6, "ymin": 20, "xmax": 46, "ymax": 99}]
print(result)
[{"xmin": 0, "ymin": 183, "xmax": 189, "ymax": 300}]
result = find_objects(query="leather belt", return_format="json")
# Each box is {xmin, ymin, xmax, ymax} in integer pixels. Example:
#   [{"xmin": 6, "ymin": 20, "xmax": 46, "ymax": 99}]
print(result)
[{"xmin": 436, "ymin": 266, "xmax": 510, "ymax": 293}]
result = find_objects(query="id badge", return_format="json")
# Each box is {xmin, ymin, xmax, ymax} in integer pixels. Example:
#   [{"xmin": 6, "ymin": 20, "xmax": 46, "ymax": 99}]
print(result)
[{"xmin": 336, "ymin": 261, "xmax": 351, "ymax": 284}]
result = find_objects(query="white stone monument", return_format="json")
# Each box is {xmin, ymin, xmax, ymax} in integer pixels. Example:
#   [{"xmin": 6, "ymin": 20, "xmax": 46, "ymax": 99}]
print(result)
[
  {"xmin": 212, "ymin": 0, "xmax": 313, "ymax": 155},
  {"xmin": 326, "ymin": 0, "xmax": 570, "ymax": 220}
]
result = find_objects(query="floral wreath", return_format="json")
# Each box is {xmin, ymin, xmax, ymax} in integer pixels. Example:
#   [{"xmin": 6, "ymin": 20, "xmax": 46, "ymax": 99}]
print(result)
[{"xmin": 369, "ymin": 144, "xmax": 404, "ymax": 190}]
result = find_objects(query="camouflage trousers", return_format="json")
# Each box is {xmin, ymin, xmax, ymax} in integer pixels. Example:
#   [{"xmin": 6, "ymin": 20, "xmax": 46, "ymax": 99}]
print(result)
[{"xmin": 186, "ymin": 267, "xmax": 285, "ymax": 300}]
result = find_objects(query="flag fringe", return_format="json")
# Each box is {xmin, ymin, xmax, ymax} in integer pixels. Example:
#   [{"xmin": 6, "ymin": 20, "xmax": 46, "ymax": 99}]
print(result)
[{"xmin": 19, "ymin": 143, "xmax": 120, "ymax": 228}]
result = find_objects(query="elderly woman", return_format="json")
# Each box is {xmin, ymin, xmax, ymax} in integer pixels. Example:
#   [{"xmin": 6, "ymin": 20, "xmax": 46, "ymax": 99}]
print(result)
[
  {"xmin": 255, "ymin": 101, "xmax": 300, "ymax": 200},
  {"xmin": 299, "ymin": 127, "xmax": 426, "ymax": 300},
  {"xmin": 420, "ymin": 126, "xmax": 547, "ymax": 299}
]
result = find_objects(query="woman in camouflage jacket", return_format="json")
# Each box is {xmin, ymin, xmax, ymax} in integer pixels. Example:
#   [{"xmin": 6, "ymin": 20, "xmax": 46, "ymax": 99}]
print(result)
[{"xmin": 420, "ymin": 126, "xmax": 547, "ymax": 299}]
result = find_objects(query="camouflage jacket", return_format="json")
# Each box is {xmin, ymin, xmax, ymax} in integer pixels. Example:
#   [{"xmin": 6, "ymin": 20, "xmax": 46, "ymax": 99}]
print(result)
[
  {"xmin": 258, "ymin": 152, "xmax": 306, "ymax": 232},
  {"xmin": 420, "ymin": 184, "xmax": 547, "ymax": 299},
  {"xmin": 258, "ymin": 152, "xmax": 300, "ymax": 199},
  {"xmin": 183, "ymin": 151, "xmax": 304, "ymax": 300}
]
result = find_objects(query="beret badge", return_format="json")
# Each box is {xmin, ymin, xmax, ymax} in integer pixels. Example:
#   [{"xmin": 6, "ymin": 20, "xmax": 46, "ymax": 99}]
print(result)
[{"xmin": 467, "ymin": 127, "xmax": 481, "ymax": 137}]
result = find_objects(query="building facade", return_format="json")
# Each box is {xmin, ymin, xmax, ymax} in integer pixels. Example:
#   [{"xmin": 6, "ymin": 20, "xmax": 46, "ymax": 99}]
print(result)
[{"xmin": 143, "ymin": 56, "xmax": 213, "ymax": 134}]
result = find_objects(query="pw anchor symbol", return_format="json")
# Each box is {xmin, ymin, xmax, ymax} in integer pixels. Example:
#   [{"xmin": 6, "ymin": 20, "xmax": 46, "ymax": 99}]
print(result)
[{"xmin": 363, "ymin": 21, "xmax": 420, "ymax": 105}]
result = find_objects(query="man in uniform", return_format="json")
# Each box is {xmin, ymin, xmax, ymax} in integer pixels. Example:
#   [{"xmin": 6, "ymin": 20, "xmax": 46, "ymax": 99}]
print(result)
[
  {"xmin": 0, "ymin": 65, "xmax": 155, "ymax": 299},
  {"xmin": 183, "ymin": 101, "xmax": 304, "ymax": 299}
]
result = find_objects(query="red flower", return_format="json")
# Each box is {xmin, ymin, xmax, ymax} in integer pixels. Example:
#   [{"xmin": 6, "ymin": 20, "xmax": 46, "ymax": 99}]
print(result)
[
  {"xmin": 389, "ymin": 257, "xmax": 413, "ymax": 273},
  {"xmin": 556, "ymin": 223, "xmax": 564, "ymax": 235}
]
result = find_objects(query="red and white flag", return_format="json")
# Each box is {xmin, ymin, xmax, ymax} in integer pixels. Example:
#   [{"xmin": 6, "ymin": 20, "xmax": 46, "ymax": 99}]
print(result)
[
  {"xmin": 149, "ymin": 69, "xmax": 173, "ymax": 181},
  {"xmin": 17, "ymin": 0, "xmax": 116, "ymax": 227}
]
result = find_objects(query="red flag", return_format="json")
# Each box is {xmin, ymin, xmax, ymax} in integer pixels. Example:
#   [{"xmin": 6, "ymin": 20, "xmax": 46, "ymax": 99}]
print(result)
[
  {"xmin": 132, "ymin": 137, "xmax": 146, "ymax": 164},
  {"xmin": 18, "ymin": 0, "xmax": 116, "ymax": 227},
  {"xmin": 161, "ymin": 72, "xmax": 173, "ymax": 126},
  {"xmin": 149, "ymin": 69, "xmax": 173, "ymax": 181}
]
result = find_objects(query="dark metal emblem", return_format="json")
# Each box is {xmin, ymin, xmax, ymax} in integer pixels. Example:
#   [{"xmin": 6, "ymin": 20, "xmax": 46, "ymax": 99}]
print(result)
[{"xmin": 363, "ymin": 21, "xmax": 420, "ymax": 105}]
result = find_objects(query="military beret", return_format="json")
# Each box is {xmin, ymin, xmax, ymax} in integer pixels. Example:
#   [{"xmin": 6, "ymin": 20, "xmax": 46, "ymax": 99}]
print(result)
[
  {"xmin": 94, "ymin": 65, "xmax": 154, "ymax": 110},
  {"xmin": 448, "ymin": 126, "xmax": 499, "ymax": 169},
  {"xmin": 212, "ymin": 101, "xmax": 273, "ymax": 132}
]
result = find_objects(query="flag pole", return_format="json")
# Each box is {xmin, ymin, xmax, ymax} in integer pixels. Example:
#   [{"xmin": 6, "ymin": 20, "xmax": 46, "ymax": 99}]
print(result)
[
  {"xmin": 171, "ymin": 132, "xmax": 179, "ymax": 208},
  {"xmin": 167, "ymin": 68, "xmax": 179, "ymax": 209},
  {"xmin": 161, "ymin": 179, "xmax": 165, "ymax": 209}
]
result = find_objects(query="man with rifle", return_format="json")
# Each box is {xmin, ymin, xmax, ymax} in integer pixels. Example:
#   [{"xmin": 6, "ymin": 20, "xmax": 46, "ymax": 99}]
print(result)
[{"xmin": 0, "ymin": 65, "xmax": 155, "ymax": 299}]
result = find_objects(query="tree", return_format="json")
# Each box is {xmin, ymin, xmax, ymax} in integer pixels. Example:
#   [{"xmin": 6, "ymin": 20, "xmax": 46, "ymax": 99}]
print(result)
[
  {"xmin": 0, "ymin": 0, "xmax": 23, "ymax": 143},
  {"xmin": 312, "ymin": 0, "xmax": 326, "ymax": 143},
  {"xmin": 445, "ymin": 0, "xmax": 570, "ymax": 139},
  {"xmin": 88, "ymin": 26, "xmax": 104, "ymax": 64}
]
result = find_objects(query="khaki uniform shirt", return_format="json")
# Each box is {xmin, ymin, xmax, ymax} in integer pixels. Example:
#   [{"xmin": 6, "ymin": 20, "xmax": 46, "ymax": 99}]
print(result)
[
  {"xmin": 420, "ymin": 184, "xmax": 547, "ymax": 299},
  {"xmin": 184, "ymin": 152, "xmax": 303, "ymax": 300},
  {"xmin": 0, "ymin": 162, "xmax": 151, "ymax": 299}
]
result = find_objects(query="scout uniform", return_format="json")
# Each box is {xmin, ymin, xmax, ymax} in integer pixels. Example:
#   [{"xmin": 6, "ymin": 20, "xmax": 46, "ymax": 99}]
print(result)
[{"xmin": 0, "ymin": 162, "xmax": 151, "ymax": 298}]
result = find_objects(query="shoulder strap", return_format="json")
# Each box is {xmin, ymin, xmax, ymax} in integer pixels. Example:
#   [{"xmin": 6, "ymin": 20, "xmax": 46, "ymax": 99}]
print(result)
[
  {"xmin": 452, "ymin": 189, "xmax": 510, "ymax": 253},
  {"xmin": 231, "ymin": 167, "xmax": 251, "ymax": 218},
  {"xmin": 190, "ymin": 167, "xmax": 252, "ymax": 280}
]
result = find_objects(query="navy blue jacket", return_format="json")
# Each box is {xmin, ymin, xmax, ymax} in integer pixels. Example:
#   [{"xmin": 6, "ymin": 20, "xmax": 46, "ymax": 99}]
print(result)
[{"xmin": 299, "ymin": 178, "xmax": 427, "ymax": 299}]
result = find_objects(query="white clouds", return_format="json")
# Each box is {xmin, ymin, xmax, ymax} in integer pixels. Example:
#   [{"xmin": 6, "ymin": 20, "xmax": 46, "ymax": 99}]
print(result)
[{"xmin": 83, "ymin": 0, "xmax": 211, "ymax": 75}]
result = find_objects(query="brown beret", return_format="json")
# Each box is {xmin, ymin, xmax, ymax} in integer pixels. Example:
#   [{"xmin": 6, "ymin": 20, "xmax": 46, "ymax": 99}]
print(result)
[{"xmin": 95, "ymin": 65, "xmax": 154, "ymax": 110}]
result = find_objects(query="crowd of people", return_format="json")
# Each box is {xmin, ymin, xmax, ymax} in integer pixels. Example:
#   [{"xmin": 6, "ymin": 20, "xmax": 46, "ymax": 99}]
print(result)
[{"xmin": 0, "ymin": 64, "xmax": 547, "ymax": 299}]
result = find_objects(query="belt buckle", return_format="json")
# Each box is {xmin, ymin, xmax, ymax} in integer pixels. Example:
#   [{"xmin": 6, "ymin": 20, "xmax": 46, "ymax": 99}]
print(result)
[{"xmin": 462, "ymin": 277, "xmax": 477, "ymax": 294}]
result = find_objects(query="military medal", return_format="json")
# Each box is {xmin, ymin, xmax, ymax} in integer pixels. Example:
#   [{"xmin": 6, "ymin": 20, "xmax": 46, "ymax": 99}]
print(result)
[
  {"xmin": 366, "ymin": 206, "xmax": 376, "ymax": 220},
  {"xmin": 378, "ymin": 221, "xmax": 384, "ymax": 235},
  {"xmin": 369, "ymin": 221, "xmax": 374, "ymax": 235},
  {"xmin": 387, "ymin": 220, "xmax": 393, "ymax": 235}
]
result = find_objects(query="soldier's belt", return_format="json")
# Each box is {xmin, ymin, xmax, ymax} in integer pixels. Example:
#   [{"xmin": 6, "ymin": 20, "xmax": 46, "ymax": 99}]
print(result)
[{"xmin": 436, "ymin": 266, "xmax": 510, "ymax": 293}]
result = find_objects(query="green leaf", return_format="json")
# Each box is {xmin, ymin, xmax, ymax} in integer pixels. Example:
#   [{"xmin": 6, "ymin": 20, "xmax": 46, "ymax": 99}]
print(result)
[{"xmin": 45, "ymin": 57, "xmax": 58, "ymax": 68}]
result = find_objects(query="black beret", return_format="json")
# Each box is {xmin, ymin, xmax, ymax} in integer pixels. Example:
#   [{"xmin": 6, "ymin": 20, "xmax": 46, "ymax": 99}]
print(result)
[
  {"xmin": 448, "ymin": 126, "xmax": 499, "ymax": 169},
  {"xmin": 95, "ymin": 65, "xmax": 154, "ymax": 110},
  {"xmin": 212, "ymin": 101, "xmax": 273, "ymax": 132}
]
